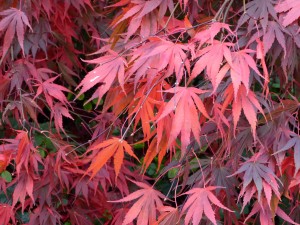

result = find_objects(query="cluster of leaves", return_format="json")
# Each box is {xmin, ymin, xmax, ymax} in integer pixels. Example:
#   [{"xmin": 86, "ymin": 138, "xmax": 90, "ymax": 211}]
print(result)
[{"xmin": 0, "ymin": 0, "xmax": 300, "ymax": 224}]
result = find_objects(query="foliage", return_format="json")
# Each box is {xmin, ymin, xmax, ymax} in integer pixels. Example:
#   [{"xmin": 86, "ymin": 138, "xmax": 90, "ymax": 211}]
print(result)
[{"xmin": 0, "ymin": 0, "xmax": 300, "ymax": 224}]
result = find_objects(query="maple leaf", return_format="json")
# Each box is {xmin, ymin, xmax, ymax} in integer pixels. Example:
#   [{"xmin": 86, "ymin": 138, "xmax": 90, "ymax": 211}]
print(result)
[
  {"xmin": 0, "ymin": 8, "xmax": 32, "ymax": 61},
  {"xmin": 274, "ymin": 133, "xmax": 300, "ymax": 175},
  {"xmin": 69, "ymin": 210, "xmax": 94, "ymax": 225},
  {"xmin": 142, "ymin": 136, "xmax": 168, "ymax": 172},
  {"xmin": 0, "ymin": 152, "xmax": 11, "ymax": 173},
  {"xmin": 51, "ymin": 103, "xmax": 73, "ymax": 135},
  {"xmin": 126, "ymin": 80, "xmax": 169, "ymax": 141},
  {"xmin": 224, "ymin": 84, "xmax": 265, "ymax": 138},
  {"xmin": 128, "ymin": 87, "xmax": 160, "ymax": 140},
  {"xmin": 181, "ymin": 186, "xmax": 233, "ymax": 225},
  {"xmin": 128, "ymin": 39, "xmax": 189, "ymax": 88},
  {"xmin": 193, "ymin": 22, "xmax": 234, "ymax": 46},
  {"xmin": 0, "ymin": 204, "xmax": 15, "ymax": 225},
  {"xmin": 263, "ymin": 21, "xmax": 287, "ymax": 55},
  {"xmin": 157, "ymin": 87, "xmax": 209, "ymax": 155},
  {"xmin": 11, "ymin": 171, "xmax": 34, "ymax": 212},
  {"xmin": 190, "ymin": 41, "xmax": 233, "ymax": 88},
  {"xmin": 21, "ymin": 94, "xmax": 45, "ymax": 124},
  {"xmin": 230, "ymin": 153, "xmax": 281, "ymax": 209},
  {"xmin": 29, "ymin": 205, "xmax": 61, "ymax": 225},
  {"xmin": 137, "ymin": 39, "xmax": 189, "ymax": 82},
  {"xmin": 86, "ymin": 138, "xmax": 139, "ymax": 178},
  {"xmin": 110, "ymin": 180, "xmax": 165, "ymax": 225},
  {"xmin": 25, "ymin": 18, "xmax": 50, "ymax": 58},
  {"xmin": 154, "ymin": 206, "xmax": 179, "ymax": 225},
  {"xmin": 245, "ymin": 198, "xmax": 299, "ymax": 225},
  {"xmin": 237, "ymin": 0, "xmax": 278, "ymax": 33},
  {"xmin": 6, "ymin": 59, "xmax": 36, "ymax": 93},
  {"xmin": 35, "ymin": 76, "xmax": 71, "ymax": 109},
  {"xmin": 76, "ymin": 52, "xmax": 127, "ymax": 105},
  {"xmin": 214, "ymin": 49, "xmax": 263, "ymax": 98},
  {"xmin": 112, "ymin": 0, "xmax": 174, "ymax": 41},
  {"xmin": 275, "ymin": 0, "xmax": 300, "ymax": 27},
  {"xmin": 14, "ymin": 130, "xmax": 34, "ymax": 175},
  {"xmin": 63, "ymin": 0, "xmax": 92, "ymax": 17}
]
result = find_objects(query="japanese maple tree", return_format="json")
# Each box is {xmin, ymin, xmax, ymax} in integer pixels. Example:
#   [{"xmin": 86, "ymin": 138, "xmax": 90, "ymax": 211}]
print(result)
[{"xmin": 0, "ymin": 0, "xmax": 300, "ymax": 224}]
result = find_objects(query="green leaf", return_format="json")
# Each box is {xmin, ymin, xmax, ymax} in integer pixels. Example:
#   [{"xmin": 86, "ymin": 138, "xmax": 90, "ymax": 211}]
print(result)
[
  {"xmin": 134, "ymin": 143, "xmax": 145, "ymax": 149},
  {"xmin": 39, "ymin": 149, "xmax": 46, "ymax": 158},
  {"xmin": 78, "ymin": 93, "xmax": 85, "ymax": 101},
  {"xmin": 1, "ymin": 171, "xmax": 12, "ymax": 182},
  {"xmin": 83, "ymin": 102, "xmax": 93, "ymax": 111},
  {"xmin": 34, "ymin": 134, "xmax": 45, "ymax": 146},
  {"xmin": 168, "ymin": 168, "xmax": 178, "ymax": 179},
  {"xmin": 92, "ymin": 98, "xmax": 103, "ymax": 105},
  {"xmin": 67, "ymin": 92, "xmax": 74, "ymax": 101},
  {"xmin": 62, "ymin": 198, "xmax": 68, "ymax": 206},
  {"xmin": 147, "ymin": 163, "xmax": 156, "ymax": 176}
]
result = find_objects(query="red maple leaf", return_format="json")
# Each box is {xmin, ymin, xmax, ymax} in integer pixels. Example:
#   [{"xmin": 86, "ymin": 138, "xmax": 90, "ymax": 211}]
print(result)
[
  {"xmin": 230, "ymin": 153, "xmax": 281, "ymax": 209},
  {"xmin": 157, "ymin": 87, "xmax": 209, "ymax": 154},
  {"xmin": 275, "ymin": 133, "xmax": 300, "ymax": 175},
  {"xmin": 181, "ymin": 186, "xmax": 233, "ymax": 225},
  {"xmin": 245, "ymin": 197, "xmax": 299, "ymax": 225},
  {"xmin": 76, "ymin": 51, "xmax": 127, "ymax": 105},
  {"xmin": 0, "ymin": 204, "xmax": 15, "ymax": 225},
  {"xmin": 223, "ymin": 84, "xmax": 265, "ymax": 138},
  {"xmin": 237, "ymin": 0, "xmax": 278, "ymax": 32},
  {"xmin": 275, "ymin": 0, "xmax": 300, "ymax": 27},
  {"xmin": 190, "ymin": 41, "xmax": 233, "ymax": 88},
  {"xmin": 215, "ymin": 49, "xmax": 262, "ymax": 98},
  {"xmin": 0, "ymin": 8, "xmax": 32, "ymax": 61},
  {"xmin": 110, "ymin": 180, "xmax": 165, "ymax": 225},
  {"xmin": 51, "ymin": 103, "xmax": 74, "ymax": 135},
  {"xmin": 111, "ymin": 0, "xmax": 173, "ymax": 41},
  {"xmin": 35, "ymin": 76, "xmax": 71, "ymax": 109},
  {"xmin": 154, "ymin": 206, "xmax": 179, "ymax": 225},
  {"xmin": 12, "ymin": 171, "xmax": 34, "ymax": 211},
  {"xmin": 128, "ymin": 39, "xmax": 189, "ymax": 88}
]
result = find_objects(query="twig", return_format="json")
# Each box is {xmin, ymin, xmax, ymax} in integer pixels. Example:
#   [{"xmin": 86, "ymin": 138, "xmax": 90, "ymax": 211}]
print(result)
[{"xmin": 213, "ymin": 0, "xmax": 232, "ymax": 21}]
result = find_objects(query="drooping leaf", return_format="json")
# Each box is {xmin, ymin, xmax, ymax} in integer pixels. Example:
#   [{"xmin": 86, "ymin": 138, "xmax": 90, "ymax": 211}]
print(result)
[
  {"xmin": 51, "ymin": 103, "xmax": 74, "ymax": 135},
  {"xmin": 192, "ymin": 22, "xmax": 234, "ymax": 46},
  {"xmin": 127, "ymin": 39, "xmax": 189, "ymax": 89},
  {"xmin": 245, "ymin": 197, "xmax": 299, "ymax": 225},
  {"xmin": 12, "ymin": 171, "xmax": 34, "ymax": 211},
  {"xmin": 237, "ymin": 0, "xmax": 278, "ymax": 32},
  {"xmin": 275, "ymin": 0, "xmax": 300, "ymax": 27},
  {"xmin": 190, "ymin": 41, "xmax": 233, "ymax": 87},
  {"xmin": 35, "ymin": 76, "xmax": 71, "ymax": 109},
  {"xmin": 110, "ymin": 180, "xmax": 165, "ymax": 225},
  {"xmin": 224, "ymin": 84, "xmax": 265, "ymax": 138},
  {"xmin": 213, "ymin": 49, "xmax": 263, "ymax": 99},
  {"xmin": 274, "ymin": 133, "xmax": 300, "ymax": 175},
  {"xmin": 112, "ymin": 0, "xmax": 174, "ymax": 41},
  {"xmin": 230, "ymin": 153, "xmax": 281, "ymax": 208},
  {"xmin": 154, "ymin": 206, "xmax": 179, "ymax": 225},
  {"xmin": 157, "ymin": 87, "xmax": 209, "ymax": 155},
  {"xmin": 0, "ymin": 8, "xmax": 32, "ymax": 60},
  {"xmin": 263, "ymin": 21, "xmax": 287, "ymax": 56},
  {"xmin": 181, "ymin": 186, "xmax": 233, "ymax": 225},
  {"xmin": 76, "ymin": 52, "xmax": 127, "ymax": 105},
  {"xmin": 0, "ymin": 204, "xmax": 15, "ymax": 225}
]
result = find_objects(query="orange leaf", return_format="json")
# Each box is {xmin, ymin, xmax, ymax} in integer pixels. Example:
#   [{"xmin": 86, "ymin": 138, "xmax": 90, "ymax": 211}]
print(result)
[{"xmin": 87, "ymin": 138, "xmax": 139, "ymax": 178}]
